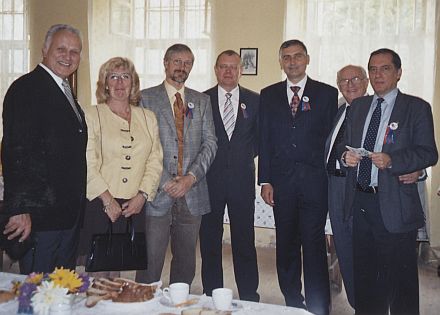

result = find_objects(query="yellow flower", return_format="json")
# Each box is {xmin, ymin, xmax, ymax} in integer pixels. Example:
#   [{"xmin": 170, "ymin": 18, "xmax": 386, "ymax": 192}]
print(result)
[
  {"xmin": 49, "ymin": 267, "xmax": 82, "ymax": 293},
  {"xmin": 26, "ymin": 272, "xmax": 44, "ymax": 285}
]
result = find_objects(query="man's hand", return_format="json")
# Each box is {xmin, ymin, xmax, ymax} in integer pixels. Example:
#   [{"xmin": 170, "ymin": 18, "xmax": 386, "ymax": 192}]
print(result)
[
  {"xmin": 261, "ymin": 184, "xmax": 275, "ymax": 207},
  {"xmin": 4, "ymin": 214, "xmax": 32, "ymax": 242},
  {"xmin": 121, "ymin": 193, "xmax": 146, "ymax": 218},
  {"xmin": 344, "ymin": 150, "xmax": 362, "ymax": 167},
  {"xmin": 399, "ymin": 170, "xmax": 422, "ymax": 184},
  {"xmin": 164, "ymin": 175, "xmax": 195, "ymax": 198},
  {"xmin": 370, "ymin": 152, "xmax": 392, "ymax": 170}
]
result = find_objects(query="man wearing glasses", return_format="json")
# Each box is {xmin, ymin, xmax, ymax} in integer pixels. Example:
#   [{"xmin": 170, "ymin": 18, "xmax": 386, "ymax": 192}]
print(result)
[
  {"xmin": 137, "ymin": 44, "xmax": 217, "ymax": 285},
  {"xmin": 325, "ymin": 65, "xmax": 369, "ymax": 308},
  {"xmin": 258, "ymin": 39, "xmax": 338, "ymax": 315}
]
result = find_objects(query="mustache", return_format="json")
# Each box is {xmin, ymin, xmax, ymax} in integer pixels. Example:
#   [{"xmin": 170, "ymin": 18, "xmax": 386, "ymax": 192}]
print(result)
[{"xmin": 174, "ymin": 69, "xmax": 188, "ymax": 76}]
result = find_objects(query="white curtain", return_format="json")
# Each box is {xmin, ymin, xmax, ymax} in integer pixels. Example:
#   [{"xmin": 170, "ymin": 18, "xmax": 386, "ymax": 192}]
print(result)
[
  {"xmin": 285, "ymin": 0, "xmax": 436, "ymax": 104},
  {"xmin": 89, "ymin": 0, "xmax": 212, "ymax": 103}
]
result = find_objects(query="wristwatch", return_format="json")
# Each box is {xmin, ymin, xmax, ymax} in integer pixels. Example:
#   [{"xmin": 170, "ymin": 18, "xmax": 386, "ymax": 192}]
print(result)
[{"xmin": 139, "ymin": 191, "xmax": 148, "ymax": 201}]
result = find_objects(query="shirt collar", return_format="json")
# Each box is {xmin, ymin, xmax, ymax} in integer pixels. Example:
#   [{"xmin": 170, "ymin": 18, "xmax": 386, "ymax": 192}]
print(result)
[
  {"xmin": 287, "ymin": 75, "xmax": 307, "ymax": 91},
  {"xmin": 164, "ymin": 80, "xmax": 185, "ymax": 101},
  {"xmin": 373, "ymin": 88, "xmax": 398, "ymax": 107},
  {"xmin": 39, "ymin": 63, "xmax": 64, "ymax": 88},
  {"xmin": 218, "ymin": 85, "xmax": 239, "ymax": 97}
]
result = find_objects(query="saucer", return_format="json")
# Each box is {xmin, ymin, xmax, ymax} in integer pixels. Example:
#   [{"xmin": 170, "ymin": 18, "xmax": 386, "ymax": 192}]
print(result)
[
  {"xmin": 159, "ymin": 296, "xmax": 200, "ymax": 308},
  {"xmin": 203, "ymin": 300, "xmax": 243, "ymax": 312}
]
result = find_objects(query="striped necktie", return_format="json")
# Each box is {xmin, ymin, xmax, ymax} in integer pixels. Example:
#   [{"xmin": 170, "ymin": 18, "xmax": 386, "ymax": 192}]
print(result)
[
  {"xmin": 223, "ymin": 92, "xmax": 235, "ymax": 140},
  {"xmin": 62, "ymin": 79, "xmax": 83, "ymax": 124},
  {"xmin": 290, "ymin": 86, "xmax": 300, "ymax": 117}
]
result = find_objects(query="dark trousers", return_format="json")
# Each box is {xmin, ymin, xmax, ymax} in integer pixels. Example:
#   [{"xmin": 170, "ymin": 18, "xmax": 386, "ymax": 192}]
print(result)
[
  {"xmin": 328, "ymin": 175, "xmax": 355, "ymax": 307},
  {"xmin": 353, "ymin": 191, "xmax": 419, "ymax": 315},
  {"xmin": 273, "ymin": 167, "xmax": 330, "ymax": 315},
  {"xmin": 199, "ymin": 192, "xmax": 259, "ymax": 302},
  {"xmin": 19, "ymin": 218, "xmax": 81, "ymax": 274}
]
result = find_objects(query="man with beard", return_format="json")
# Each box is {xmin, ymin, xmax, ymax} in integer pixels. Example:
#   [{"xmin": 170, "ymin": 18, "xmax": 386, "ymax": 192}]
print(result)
[{"xmin": 137, "ymin": 44, "xmax": 217, "ymax": 285}]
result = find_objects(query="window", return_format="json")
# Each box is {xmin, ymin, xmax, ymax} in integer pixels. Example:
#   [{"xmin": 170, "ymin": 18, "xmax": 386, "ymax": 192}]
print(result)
[
  {"xmin": 284, "ymin": 0, "xmax": 436, "ymax": 103},
  {"xmin": 90, "ymin": 0, "xmax": 212, "ymax": 100}
]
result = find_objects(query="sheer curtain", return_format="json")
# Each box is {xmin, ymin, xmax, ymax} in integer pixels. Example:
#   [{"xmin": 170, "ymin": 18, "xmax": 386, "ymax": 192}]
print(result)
[
  {"xmin": 285, "ymin": 0, "xmax": 436, "ymax": 104},
  {"xmin": 89, "ymin": 0, "xmax": 212, "ymax": 103},
  {"xmin": 0, "ymin": 0, "xmax": 29, "ymax": 143}
]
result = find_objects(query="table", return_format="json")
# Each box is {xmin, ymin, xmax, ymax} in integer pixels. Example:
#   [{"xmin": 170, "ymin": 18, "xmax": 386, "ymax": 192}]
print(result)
[{"xmin": 0, "ymin": 272, "xmax": 313, "ymax": 315}]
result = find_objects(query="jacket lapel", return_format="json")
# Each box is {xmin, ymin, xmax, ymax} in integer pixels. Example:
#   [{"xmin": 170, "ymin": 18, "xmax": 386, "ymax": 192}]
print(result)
[{"xmin": 158, "ymin": 83, "xmax": 177, "ymax": 133}]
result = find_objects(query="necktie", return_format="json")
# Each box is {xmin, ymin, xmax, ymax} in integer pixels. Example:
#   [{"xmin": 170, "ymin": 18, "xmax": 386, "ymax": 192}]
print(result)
[
  {"xmin": 62, "ymin": 79, "xmax": 83, "ymax": 124},
  {"xmin": 290, "ymin": 86, "xmax": 301, "ymax": 117},
  {"xmin": 223, "ymin": 92, "xmax": 235, "ymax": 140},
  {"xmin": 357, "ymin": 98, "xmax": 384, "ymax": 188},
  {"xmin": 173, "ymin": 92, "xmax": 185, "ymax": 176},
  {"xmin": 327, "ymin": 105, "xmax": 350, "ymax": 174}
]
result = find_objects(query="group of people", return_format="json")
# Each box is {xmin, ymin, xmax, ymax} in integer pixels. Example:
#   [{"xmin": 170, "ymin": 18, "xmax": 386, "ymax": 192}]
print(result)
[{"xmin": 1, "ymin": 24, "xmax": 438, "ymax": 315}]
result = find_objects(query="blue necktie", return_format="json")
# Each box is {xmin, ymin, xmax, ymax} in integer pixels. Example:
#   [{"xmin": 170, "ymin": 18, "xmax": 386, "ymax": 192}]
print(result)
[{"xmin": 357, "ymin": 98, "xmax": 384, "ymax": 189}]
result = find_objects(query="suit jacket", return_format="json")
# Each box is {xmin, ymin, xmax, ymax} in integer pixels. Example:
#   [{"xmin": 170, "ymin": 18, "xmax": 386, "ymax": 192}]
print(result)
[
  {"xmin": 204, "ymin": 85, "xmax": 259, "ymax": 199},
  {"xmin": 324, "ymin": 103, "xmax": 348, "ymax": 171},
  {"xmin": 342, "ymin": 92, "xmax": 438, "ymax": 233},
  {"xmin": 258, "ymin": 77, "xmax": 338, "ymax": 186},
  {"xmin": 140, "ymin": 82, "xmax": 217, "ymax": 216},
  {"xmin": 1, "ymin": 65, "xmax": 88, "ymax": 231}
]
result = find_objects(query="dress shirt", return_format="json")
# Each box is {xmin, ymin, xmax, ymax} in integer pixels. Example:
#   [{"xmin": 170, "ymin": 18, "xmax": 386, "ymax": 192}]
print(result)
[
  {"xmin": 164, "ymin": 80, "xmax": 185, "ymax": 117},
  {"xmin": 84, "ymin": 104, "xmax": 163, "ymax": 201},
  {"xmin": 360, "ymin": 88, "xmax": 398, "ymax": 186},
  {"xmin": 217, "ymin": 85, "xmax": 239, "ymax": 122},
  {"xmin": 39, "ymin": 63, "xmax": 66, "ymax": 94},
  {"xmin": 326, "ymin": 104, "xmax": 350, "ymax": 169},
  {"xmin": 286, "ymin": 75, "xmax": 308, "ymax": 102}
]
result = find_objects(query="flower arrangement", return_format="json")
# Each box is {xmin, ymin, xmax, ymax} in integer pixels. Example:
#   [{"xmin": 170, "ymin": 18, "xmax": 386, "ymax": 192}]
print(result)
[{"xmin": 17, "ymin": 267, "xmax": 90, "ymax": 315}]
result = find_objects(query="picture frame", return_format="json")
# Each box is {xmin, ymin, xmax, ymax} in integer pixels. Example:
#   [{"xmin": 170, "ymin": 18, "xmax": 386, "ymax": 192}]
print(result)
[{"xmin": 240, "ymin": 48, "xmax": 258, "ymax": 75}]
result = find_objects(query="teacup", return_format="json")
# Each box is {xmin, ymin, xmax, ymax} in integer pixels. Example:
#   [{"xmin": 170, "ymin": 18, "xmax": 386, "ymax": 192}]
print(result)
[
  {"xmin": 212, "ymin": 287, "xmax": 233, "ymax": 310},
  {"xmin": 163, "ymin": 282, "xmax": 189, "ymax": 305}
]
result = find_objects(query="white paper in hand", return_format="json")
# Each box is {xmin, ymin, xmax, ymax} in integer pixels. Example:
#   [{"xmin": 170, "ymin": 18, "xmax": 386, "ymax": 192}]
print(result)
[{"xmin": 346, "ymin": 145, "xmax": 371, "ymax": 157}]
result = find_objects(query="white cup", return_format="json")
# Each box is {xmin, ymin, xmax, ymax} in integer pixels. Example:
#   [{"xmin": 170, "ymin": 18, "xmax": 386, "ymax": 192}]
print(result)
[
  {"xmin": 163, "ymin": 282, "xmax": 189, "ymax": 305},
  {"xmin": 212, "ymin": 288, "xmax": 233, "ymax": 310}
]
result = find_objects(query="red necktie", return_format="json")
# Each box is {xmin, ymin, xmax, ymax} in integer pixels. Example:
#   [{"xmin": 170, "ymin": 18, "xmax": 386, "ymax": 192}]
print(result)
[
  {"xmin": 290, "ymin": 86, "xmax": 301, "ymax": 117},
  {"xmin": 173, "ymin": 92, "xmax": 184, "ymax": 176}
]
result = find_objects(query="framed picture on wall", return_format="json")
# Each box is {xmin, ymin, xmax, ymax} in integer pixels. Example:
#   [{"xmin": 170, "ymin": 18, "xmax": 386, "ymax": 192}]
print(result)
[{"xmin": 240, "ymin": 48, "xmax": 258, "ymax": 75}]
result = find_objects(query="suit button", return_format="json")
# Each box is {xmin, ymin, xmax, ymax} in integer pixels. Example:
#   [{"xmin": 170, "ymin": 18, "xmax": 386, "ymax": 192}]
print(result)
[
  {"xmin": 174, "ymin": 156, "xmax": 177, "ymax": 159},
  {"xmin": 79, "ymin": 129, "xmax": 83, "ymax": 133},
  {"xmin": 292, "ymin": 144, "xmax": 297, "ymax": 148},
  {"xmin": 125, "ymin": 155, "xmax": 131, "ymax": 160},
  {"xmin": 122, "ymin": 178, "xmax": 128, "ymax": 183},
  {"xmin": 172, "ymin": 173, "xmax": 176, "ymax": 176}
]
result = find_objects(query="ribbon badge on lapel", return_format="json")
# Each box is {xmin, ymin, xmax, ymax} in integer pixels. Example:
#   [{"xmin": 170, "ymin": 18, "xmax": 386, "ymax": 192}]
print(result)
[
  {"xmin": 240, "ymin": 103, "xmax": 249, "ymax": 119},
  {"xmin": 301, "ymin": 96, "xmax": 311, "ymax": 111},
  {"xmin": 186, "ymin": 102, "xmax": 194, "ymax": 119},
  {"xmin": 383, "ymin": 122, "xmax": 398, "ymax": 144}
]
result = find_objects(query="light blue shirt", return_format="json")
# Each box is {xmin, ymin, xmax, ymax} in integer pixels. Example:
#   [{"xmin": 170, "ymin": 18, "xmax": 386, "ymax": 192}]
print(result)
[{"xmin": 360, "ymin": 88, "xmax": 398, "ymax": 186}]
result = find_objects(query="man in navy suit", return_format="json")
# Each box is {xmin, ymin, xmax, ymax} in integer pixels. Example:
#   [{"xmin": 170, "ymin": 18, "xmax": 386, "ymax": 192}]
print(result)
[
  {"xmin": 341, "ymin": 48, "xmax": 438, "ymax": 314},
  {"xmin": 258, "ymin": 39, "xmax": 338, "ymax": 314},
  {"xmin": 200, "ymin": 50, "xmax": 259, "ymax": 301},
  {"xmin": 1, "ymin": 24, "xmax": 87, "ymax": 273}
]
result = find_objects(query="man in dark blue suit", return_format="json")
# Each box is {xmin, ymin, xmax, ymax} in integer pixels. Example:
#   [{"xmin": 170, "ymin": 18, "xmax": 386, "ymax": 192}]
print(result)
[
  {"xmin": 258, "ymin": 39, "xmax": 338, "ymax": 314},
  {"xmin": 1, "ymin": 24, "xmax": 87, "ymax": 273},
  {"xmin": 200, "ymin": 50, "xmax": 259, "ymax": 301},
  {"xmin": 341, "ymin": 48, "xmax": 438, "ymax": 314}
]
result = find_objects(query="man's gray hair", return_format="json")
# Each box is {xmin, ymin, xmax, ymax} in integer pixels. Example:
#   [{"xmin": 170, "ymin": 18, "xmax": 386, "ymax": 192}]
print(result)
[
  {"xmin": 336, "ymin": 65, "xmax": 367, "ymax": 83},
  {"xmin": 43, "ymin": 24, "xmax": 82, "ymax": 51},
  {"xmin": 163, "ymin": 43, "xmax": 194, "ymax": 62}
]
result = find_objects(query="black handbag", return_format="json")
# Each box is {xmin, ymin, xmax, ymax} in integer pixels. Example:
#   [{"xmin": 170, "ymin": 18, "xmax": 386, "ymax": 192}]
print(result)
[{"xmin": 85, "ymin": 217, "xmax": 148, "ymax": 272}]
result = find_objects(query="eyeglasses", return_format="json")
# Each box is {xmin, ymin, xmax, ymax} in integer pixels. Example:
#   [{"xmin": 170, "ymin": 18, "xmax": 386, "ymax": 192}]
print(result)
[
  {"xmin": 338, "ymin": 76, "xmax": 365, "ymax": 87},
  {"xmin": 171, "ymin": 59, "xmax": 193, "ymax": 68},
  {"xmin": 281, "ymin": 53, "xmax": 307, "ymax": 63},
  {"xmin": 108, "ymin": 73, "xmax": 131, "ymax": 81},
  {"xmin": 368, "ymin": 65, "xmax": 394, "ymax": 75}
]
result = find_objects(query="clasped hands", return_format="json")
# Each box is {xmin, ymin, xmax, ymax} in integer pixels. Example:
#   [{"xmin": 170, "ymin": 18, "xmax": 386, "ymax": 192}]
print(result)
[
  {"xmin": 163, "ymin": 175, "xmax": 195, "ymax": 199},
  {"xmin": 344, "ymin": 151, "xmax": 421, "ymax": 184},
  {"xmin": 100, "ymin": 191, "xmax": 146, "ymax": 223}
]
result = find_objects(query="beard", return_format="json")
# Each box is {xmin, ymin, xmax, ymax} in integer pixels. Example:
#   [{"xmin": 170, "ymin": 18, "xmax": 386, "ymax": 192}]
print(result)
[{"xmin": 171, "ymin": 70, "xmax": 189, "ymax": 83}]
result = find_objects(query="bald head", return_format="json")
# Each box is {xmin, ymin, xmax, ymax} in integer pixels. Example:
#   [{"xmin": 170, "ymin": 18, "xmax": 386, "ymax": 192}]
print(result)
[{"xmin": 337, "ymin": 65, "xmax": 369, "ymax": 104}]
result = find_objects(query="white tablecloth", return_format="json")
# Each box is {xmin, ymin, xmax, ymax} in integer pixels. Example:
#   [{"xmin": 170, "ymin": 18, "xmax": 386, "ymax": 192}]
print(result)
[{"xmin": 0, "ymin": 272, "xmax": 312, "ymax": 315}]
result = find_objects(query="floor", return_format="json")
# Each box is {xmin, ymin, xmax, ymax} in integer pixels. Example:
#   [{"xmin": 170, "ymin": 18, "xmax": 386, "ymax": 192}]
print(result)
[{"xmin": 2, "ymin": 243, "xmax": 440, "ymax": 314}]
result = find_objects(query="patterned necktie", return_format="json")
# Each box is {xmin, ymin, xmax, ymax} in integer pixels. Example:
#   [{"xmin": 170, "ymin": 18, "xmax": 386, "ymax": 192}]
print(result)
[
  {"xmin": 290, "ymin": 86, "xmax": 301, "ymax": 117},
  {"xmin": 357, "ymin": 98, "xmax": 384, "ymax": 188},
  {"xmin": 173, "ymin": 92, "xmax": 185, "ymax": 176},
  {"xmin": 327, "ymin": 105, "xmax": 350, "ymax": 174},
  {"xmin": 223, "ymin": 92, "xmax": 235, "ymax": 140},
  {"xmin": 62, "ymin": 79, "xmax": 83, "ymax": 124}
]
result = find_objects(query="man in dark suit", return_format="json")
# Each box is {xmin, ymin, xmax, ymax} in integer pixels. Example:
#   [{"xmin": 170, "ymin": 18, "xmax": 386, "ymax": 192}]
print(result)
[
  {"xmin": 138, "ymin": 44, "xmax": 217, "ymax": 285},
  {"xmin": 200, "ymin": 50, "xmax": 259, "ymax": 301},
  {"xmin": 1, "ymin": 24, "xmax": 87, "ymax": 273},
  {"xmin": 258, "ymin": 39, "xmax": 338, "ymax": 315},
  {"xmin": 340, "ymin": 48, "xmax": 438, "ymax": 314},
  {"xmin": 324, "ymin": 64, "xmax": 369, "ymax": 308}
]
